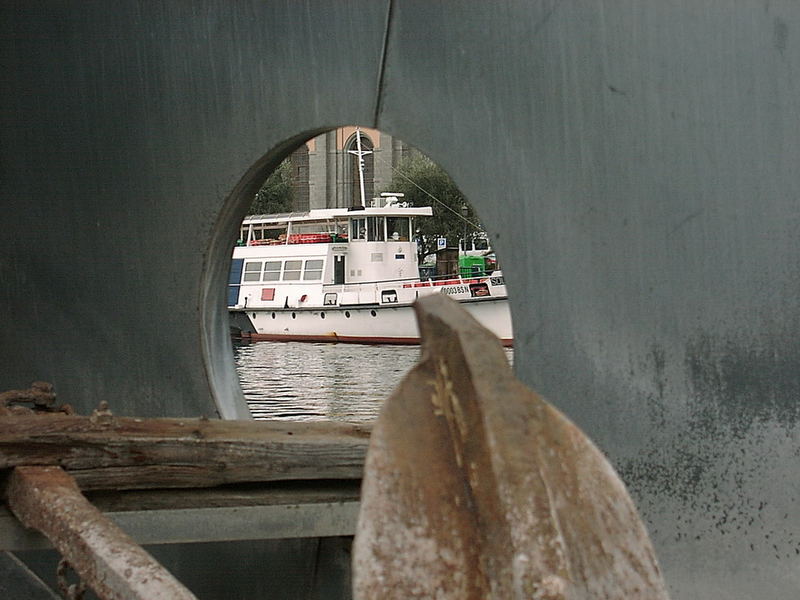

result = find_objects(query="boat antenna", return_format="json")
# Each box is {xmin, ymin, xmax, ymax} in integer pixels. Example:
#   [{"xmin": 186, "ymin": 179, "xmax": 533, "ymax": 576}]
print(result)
[
  {"xmin": 348, "ymin": 127, "xmax": 372, "ymax": 207},
  {"xmin": 373, "ymin": 151, "xmax": 482, "ymax": 230}
]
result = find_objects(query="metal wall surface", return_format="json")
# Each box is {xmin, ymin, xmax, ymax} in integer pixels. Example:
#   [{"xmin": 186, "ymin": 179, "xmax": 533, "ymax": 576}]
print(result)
[
  {"xmin": 2, "ymin": 1, "xmax": 800, "ymax": 597},
  {"xmin": 377, "ymin": 3, "xmax": 800, "ymax": 596},
  {"xmin": 0, "ymin": 0, "xmax": 388, "ymax": 419}
]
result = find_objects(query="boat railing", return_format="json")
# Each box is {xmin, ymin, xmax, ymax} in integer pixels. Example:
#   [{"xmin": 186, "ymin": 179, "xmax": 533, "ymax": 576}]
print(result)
[{"xmin": 248, "ymin": 232, "xmax": 349, "ymax": 246}]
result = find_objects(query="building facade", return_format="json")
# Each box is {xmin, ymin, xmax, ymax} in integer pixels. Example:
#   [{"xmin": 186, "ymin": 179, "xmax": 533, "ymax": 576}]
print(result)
[{"xmin": 289, "ymin": 127, "xmax": 412, "ymax": 210}]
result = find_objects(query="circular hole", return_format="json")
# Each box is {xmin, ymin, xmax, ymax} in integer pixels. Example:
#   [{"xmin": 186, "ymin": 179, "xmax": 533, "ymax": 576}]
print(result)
[{"xmin": 226, "ymin": 126, "xmax": 513, "ymax": 423}]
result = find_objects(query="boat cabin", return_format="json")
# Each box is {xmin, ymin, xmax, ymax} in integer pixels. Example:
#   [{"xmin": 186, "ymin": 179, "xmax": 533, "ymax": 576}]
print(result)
[{"xmin": 229, "ymin": 198, "xmax": 433, "ymax": 309}]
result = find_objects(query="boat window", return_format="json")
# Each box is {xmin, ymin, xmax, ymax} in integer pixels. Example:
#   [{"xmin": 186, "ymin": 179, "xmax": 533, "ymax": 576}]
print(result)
[
  {"xmin": 262, "ymin": 261, "xmax": 281, "ymax": 281},
  {"xmin": 283, "ymin": 260, "xmax": 302, "ymax": 281},
  {"xmin": 474, "ymin": 237, "xmax": 489, "ymax": 250},
  {"xmin": 244, "ymin": 223, "xmax": 288, "ymax": 245},
  {"xmin": 292, "ymin": 222, "xmax": 323, "ymax": 235},
  {"xmin": 367, "ymin": 217, "xmax": 385, "ymax": 241},
  {"xmin": 323, "ymin": 293, "xmax": 337, "ymax": 305},
  {"xmin": 253, "ymin": 225, "xmax": 270, "ymax": 242},
  {"xmin": 334, "ymin": 219, "xmax": 349, "ymax": 241},
  {"xmin": 351, "ymin": 217, "xmax": 367, "ymax": 240},
  {"xmin": 243, "ymin": 262, "xmax": 262, "ymax": 282},
  {"xmin": 303, "ymin": 259, "xmax": 324, "ymax": 280},
  {"xmin": 386, "ymin": 217, "xmax": 410, "ymax": 241}
]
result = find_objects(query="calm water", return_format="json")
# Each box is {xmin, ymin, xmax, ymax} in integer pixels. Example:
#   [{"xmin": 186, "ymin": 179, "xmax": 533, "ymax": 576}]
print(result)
[{"xmin": 233, "ymin": 341, "xmax": 513, "ymax": 422}]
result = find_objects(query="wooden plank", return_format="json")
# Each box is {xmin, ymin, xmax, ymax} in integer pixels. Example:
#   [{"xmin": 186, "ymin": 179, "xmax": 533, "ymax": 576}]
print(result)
[
  {"xmin": 353, "ymin": 295, "xmax": 670, "ymax": 599},
  {"xmin": 6, "ymin": 466, "xmax": 197, "ymax": 600},
  {"xmin": 86, "ymin": 480, "xmax": 362, "ymax": 512},
  {"xmin": 0, "ymin": 416, "xmax": 369, "ymax": 491}
]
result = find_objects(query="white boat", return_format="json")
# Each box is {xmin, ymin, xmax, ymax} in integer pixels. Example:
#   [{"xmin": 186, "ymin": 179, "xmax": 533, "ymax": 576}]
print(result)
[{"xmin": 227, "ymin": 130, "xmax": 512, "ymax": 346}]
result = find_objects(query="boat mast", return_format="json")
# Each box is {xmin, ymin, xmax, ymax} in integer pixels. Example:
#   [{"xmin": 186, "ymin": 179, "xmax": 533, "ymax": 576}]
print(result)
[{"xmin": 348, "ymin": 127, "xmax": 372, "ymax": 207}]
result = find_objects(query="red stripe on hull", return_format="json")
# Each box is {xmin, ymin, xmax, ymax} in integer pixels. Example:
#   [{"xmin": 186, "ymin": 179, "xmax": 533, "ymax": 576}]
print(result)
[{"xmin": 238, "ymin": 332, "xmax": 513, "ymax": 347}]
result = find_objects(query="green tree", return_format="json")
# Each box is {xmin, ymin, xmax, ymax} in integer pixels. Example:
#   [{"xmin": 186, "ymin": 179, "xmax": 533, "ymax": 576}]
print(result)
[
  {"xmin": 381, "ymin": 154, "xmax": 480, "ymax": 261},
  {"xmin": 249, "ymin": 158, "xmax": 293, "ymax": 215}
]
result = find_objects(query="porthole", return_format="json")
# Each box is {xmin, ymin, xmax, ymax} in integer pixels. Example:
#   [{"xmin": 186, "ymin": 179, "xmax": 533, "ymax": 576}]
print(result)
[{"xmin": 227, "ymin": 126, "xmax": 514, "ymax": 422}]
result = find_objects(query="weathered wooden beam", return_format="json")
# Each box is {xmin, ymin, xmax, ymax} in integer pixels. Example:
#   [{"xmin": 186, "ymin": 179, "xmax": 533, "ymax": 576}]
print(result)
[
  {"xmin": 353, "ymin": 295, "xmax": 670, "ymax": 599},
  {"xmin": 6, "ymin": 466, "xmax": 197, "ymax": 600},
  {"xmin": 0, "ymin": 416, "xmax": 369, "ymax": 491}
]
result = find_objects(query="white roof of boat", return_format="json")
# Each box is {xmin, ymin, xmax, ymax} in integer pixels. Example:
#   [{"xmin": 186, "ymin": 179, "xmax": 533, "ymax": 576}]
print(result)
[{"xmin": 243, "ymin": 205, "xmax": 433, "ymax": 224}]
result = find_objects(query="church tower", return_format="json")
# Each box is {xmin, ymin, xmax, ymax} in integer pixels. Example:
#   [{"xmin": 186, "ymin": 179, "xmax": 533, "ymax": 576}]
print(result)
[{"xmin": 289, "ymin": 127, "xmax": 412, "ymax": 210}]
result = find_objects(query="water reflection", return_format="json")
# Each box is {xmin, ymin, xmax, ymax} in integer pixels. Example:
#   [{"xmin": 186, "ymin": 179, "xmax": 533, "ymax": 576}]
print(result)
[{"xmin": 234, "ymin": 341, "xmax": 513, "ymax": 422}]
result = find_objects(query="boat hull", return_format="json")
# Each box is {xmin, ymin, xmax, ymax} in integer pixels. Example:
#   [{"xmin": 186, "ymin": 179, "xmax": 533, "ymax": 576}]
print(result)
[{"xmin": 230, "ymin": 297, "xmax": 513, "ymax": 346}]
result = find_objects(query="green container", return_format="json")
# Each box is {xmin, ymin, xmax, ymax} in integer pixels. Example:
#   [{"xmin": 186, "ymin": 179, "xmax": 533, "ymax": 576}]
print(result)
[{"xmin": 459, "ymin": 255, "xmax": 485, "ymax": 277}]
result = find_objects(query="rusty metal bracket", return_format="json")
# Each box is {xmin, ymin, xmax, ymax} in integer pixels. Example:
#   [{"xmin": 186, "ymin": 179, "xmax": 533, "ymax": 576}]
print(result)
[{"xmin": 6, "ymin": 466, "xmax": 197, "ymax": 600}]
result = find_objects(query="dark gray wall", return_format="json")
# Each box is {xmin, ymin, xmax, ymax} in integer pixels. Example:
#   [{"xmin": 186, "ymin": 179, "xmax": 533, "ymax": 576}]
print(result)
[
  {"xmin": 2, "ymin": 1, "xmax": 799, "ymax": 597},
  {"xmin": 1, "ymin": 0, "xmax": 387, "ymax": 419},
  {"xmin": 380, "ymin": 3, "xmax": 800, "ymax": 596}
]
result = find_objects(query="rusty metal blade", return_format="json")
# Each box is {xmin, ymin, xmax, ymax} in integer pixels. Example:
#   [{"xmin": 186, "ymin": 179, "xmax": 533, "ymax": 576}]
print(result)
[
  {"xmin": 7, "ymin": 466, "xmax": 197, "ymax": 600},
  {"xmin": 353, "ymin": 294, "xmax": 669, "ymax": 599}
]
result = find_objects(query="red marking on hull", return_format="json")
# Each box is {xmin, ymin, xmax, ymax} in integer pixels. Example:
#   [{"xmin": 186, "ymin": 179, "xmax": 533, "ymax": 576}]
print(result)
[{"xmin": 238, "ymin": 331, "xmax": 513, "ymax": 347}]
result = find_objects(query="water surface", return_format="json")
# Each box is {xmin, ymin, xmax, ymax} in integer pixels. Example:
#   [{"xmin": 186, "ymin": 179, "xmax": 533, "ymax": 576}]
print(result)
[{"xmin": 234, "ymin": 341, "xmax": 513, "ymax": 422}]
